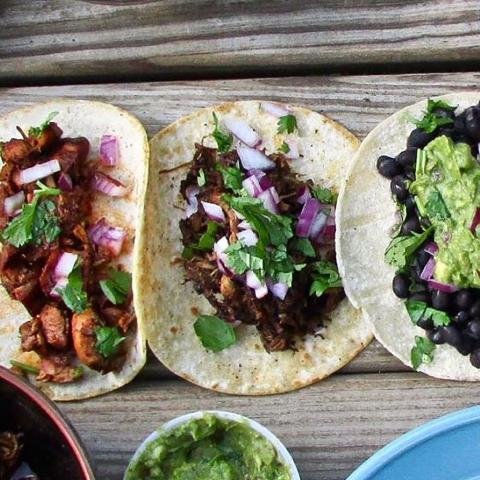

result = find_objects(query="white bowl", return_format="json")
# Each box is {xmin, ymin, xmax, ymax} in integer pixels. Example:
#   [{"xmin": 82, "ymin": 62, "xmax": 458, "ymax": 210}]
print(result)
[{"xmin": 124, "ymin": 410, "xmax": 300, "ymax": 480}]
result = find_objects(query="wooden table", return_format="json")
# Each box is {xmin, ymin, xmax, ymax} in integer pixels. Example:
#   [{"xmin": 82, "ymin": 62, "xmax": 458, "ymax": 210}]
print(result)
[{"xmin": 2, "ymin": 2, "xmax": 480, "ymax": 479}]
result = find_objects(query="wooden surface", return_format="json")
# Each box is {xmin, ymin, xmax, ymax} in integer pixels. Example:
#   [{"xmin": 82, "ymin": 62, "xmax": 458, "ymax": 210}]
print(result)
[{"xmin": 2, "ymin": 1, "xmax": 480, "ymax": 84}]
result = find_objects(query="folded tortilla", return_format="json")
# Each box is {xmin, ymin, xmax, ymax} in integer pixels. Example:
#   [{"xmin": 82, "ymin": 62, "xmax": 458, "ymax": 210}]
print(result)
[
  {"xmin": 337, "ymin": 92, "xmax": 480, "ymax": 381},
  {"xmin": 139, "ymin": 101, "xmax": 372, "ymax": 394},
  {"xmin": 0, "ymin": 99, "xmax": 149, "ymax": 400}
]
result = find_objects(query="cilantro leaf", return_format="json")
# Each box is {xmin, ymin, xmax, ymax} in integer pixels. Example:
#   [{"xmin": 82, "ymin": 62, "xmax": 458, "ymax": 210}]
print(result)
[
  {"xmin": 56, "ymin": 266, "xmax": 89, "ymax": 313},
  {"xmin": 309, "ymin": 261, "xmax": 342, "ymax": 297},
  {"xmin": 425, "ymin": 190, "xmax": 450, "ymax": 221},
  {"xmin": 28, "ymin": 111, "xmax": 59, "ymax": 138},
  {"xmin": 197, "ymin": 221, "xmax": 219, "ymax": 250},
  {"xmin": 197, "ymin": 168, "xmax": 206, "ymax": 187},
  {"xmin": 405, "ymin": 299, "xmax": 451, "ymax": 327},
  {"xmin": 224, "ymin": 195, "xmax": 293, "ymax": 247},
  {"xmin": 212, "ymin": 113, "xmax": 233, "ymax": 153},
  {"xmin": 311, "ymin": 186, "xmax": 337, "ymax": 204},
  {"xmin": 289, "ymin": 237, "xmax": 316, "ymax": 257},
  {"xmin": 95, "ymin": 326, "xmax": 125, "ymax": 358},
  {"xmin": 2, "ymin": 201, "xmax": 37, "ymax": 247},
  {"xmin": 279, "ymin": 141, "xmax": 290, "ymax": 154},
  {"xmin": 216, "ymin": 163, "xmax": 243, "ymax": 193},
  {"xmin": 411, "ymin": 336, "xmax": 436, "ymax": 370},
  {"xmin": 226, "ymin": 241, "xmax": 265, "ymax": 279},
  {"xmin": 277, "ymin": 114, "xmax": 297, "ymax": 134},
  {"xmin": 385, "ymin": 226, "xmax": 433, "ymax": 271},
  {"xmin": 426, "ymin": 99, "xmax": 457, "ymax": 113},
  {"xmin": 32, "ymin": 200, "xmax": 61, "ymax": 244},
  {"xmin": 194, "ymin": 314, "xmax": 236, "ymax": 352},
  {"xmin": 409, "ymin": 99, "xmax": 456, "ymax": 133},
  {"xmin": 100, "ymin": 269, "xmax": 132, "ymax": 305}
]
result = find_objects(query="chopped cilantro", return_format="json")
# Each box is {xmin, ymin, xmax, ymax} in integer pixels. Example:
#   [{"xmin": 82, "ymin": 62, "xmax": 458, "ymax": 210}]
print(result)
[
  {"xmin": 32, "ymin": 200, "xmax": 61, "ymax": 244},
  {"xmin": 194, "ymin": 314, "xmax": 236, "ymax": 352},
  {"xmin": 197, "ymin": 221, "xmax": 219, "ymax": 250},
  {"xmin": 277, "ymin": 114, "xmax": 297, "ymax": 134},
  {"xmin": 216, "ymin": 163, "xmax": 243, "ymax": 193},
  {"xmin": 100, "ymin": 269, "xmax": 132, "ymax": 305},
  {"xmin": 226, "ymin": 241, "xmax": 265, "ymax": 279},
  {"xmin": 56, "ymin": 266, "xmax": 89, "ymax": 313},
  {"xmin": 405, "ymin": 299, "xmax": 451, "ymax": 327},
  {"xmin": 289, "ymin": 237, "xmax": 316, "ymax": 257},
  {"xmin": 309, "ymin": 261, "xmax": 342, "ymax": 297},
  {"xmin": 311, "ymin": 186, "xmax": 337, "ymax": 204},
  {"xmin": 279, "ymin": 141, "xmax": 290, "ymax": 154},
  {"xmin": 28, "ymin": 111, "xmax": 59, "ymax": 138},
  {"xmin": 425, "ymin": 190, "xmax": 450, "ymax": 221},
  {"xmin": 212, "ymin": 112, "xmax": 233, "ymax": 153},
  {"xmin": 95, "ymin": 326, "xmax": 125, "ymax": 358},
  {"xmin": 411, "ymin": 336, "xmax": 436, "ymax": 370},
  {"xmin": 409, "ymin": 99, "xmax": 456, "ymax": 133},
  {"xmin": 384, "ymin": 226, "xmax": 433, "ymax": 271},
  {"xmin": 197, "ymin": 168, "xmax": 206, "ymax": 187}
]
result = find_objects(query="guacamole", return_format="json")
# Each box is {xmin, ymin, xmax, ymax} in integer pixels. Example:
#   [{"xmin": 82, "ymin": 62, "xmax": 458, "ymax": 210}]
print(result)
[
  {"xmin": 410, "ymin": 135, "xmax": 480, "ymax": 288},
  {"xmin": 125, "ymin": 414, "xmax": 292, "ymax": 480}
]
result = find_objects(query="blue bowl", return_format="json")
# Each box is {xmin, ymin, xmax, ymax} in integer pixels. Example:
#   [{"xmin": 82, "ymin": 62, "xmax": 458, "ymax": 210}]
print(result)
[{"xmin": 347, "ymin": 405, "xmax": 480, "ymax": 480}]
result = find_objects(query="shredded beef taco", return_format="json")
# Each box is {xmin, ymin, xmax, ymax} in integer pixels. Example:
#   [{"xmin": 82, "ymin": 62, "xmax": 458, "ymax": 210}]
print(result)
[
  {"xmin": 138, "ymin": 100, "xmax": 372, "ymax": 394},
  {"xmin": 337, "ymin": 92, "xmax": 480, "ymax": 380},
  {"xmin": 0, "ymin": 99, "xmax": 149, "ymax": 400}
]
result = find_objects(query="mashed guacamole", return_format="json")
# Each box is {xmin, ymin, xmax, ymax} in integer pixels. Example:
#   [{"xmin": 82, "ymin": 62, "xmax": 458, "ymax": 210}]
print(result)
[
  {"xmin": 410, "ymin": 135, "xmax": 480, "ymax": 287},
  {"xmin": 125, "ymin": 414, "xmax": 292, "ymax": 480}
]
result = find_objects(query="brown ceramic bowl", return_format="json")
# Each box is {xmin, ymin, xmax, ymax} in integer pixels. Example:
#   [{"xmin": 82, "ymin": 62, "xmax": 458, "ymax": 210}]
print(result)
[{"xmin": 0, "ymin": 366, "xmax": 95, "ymax": 480}]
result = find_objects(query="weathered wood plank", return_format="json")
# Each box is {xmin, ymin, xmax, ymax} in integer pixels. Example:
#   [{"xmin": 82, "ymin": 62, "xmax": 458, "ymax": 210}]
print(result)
[
  {"xmin": 60, "ymin": 373, "xmax": 478, "ymax": 480},
  {"xmin": 1, "ymin": 1, "xmax": 480, "ymax": 84}
]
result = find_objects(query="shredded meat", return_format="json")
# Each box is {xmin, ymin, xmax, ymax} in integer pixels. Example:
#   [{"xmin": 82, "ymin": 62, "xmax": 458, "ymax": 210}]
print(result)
[
  {"xmin": 37, "ymin": 353, "xmax": 79, "ymax": 384},
  {"xmin": 38, "ymin": 304, "xmax": 69, "ymax": 350},
  {"xmin": 20, "ymin": 318, "xmax": 46, "ymax": 354}
]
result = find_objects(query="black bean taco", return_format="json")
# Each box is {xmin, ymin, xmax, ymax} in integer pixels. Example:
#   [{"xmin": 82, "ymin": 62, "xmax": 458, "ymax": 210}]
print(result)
[
  {"xmin": 337, "ymin": 92, "xmax": 480, "ymax": 380},
  {"xmin": 0, "ymin": 99, "xmax": 149, "ymax": 400},
  {"xmin": 138, "ymin": 100, "xmax": 372, "ymax": 394}
]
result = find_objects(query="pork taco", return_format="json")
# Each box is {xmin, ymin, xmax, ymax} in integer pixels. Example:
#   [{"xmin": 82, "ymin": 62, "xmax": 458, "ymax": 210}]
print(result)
[
  {"xmin": 138, "ymin": 101, "xmax": 372, "ymax": 394},
  {"xmin": 337, "ymin": 92, "xmax": 480, "ymax": 380},
  {"xmin": 0, "ymin": 99, "xmax": 149, "ymax": 400}
]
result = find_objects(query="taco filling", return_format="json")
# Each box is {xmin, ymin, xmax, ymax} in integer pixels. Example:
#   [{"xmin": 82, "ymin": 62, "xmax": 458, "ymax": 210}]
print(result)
[
  {"xmin": 180, "ymin": 113, "xmax": 343, "ymax": 352},
  {"xmin": 0, "ymin": 115, "xmax": 135, "ymax": 384},
  {"xmin": 378, "ymin": 99, "xmax": 480, "ymax": 370}
]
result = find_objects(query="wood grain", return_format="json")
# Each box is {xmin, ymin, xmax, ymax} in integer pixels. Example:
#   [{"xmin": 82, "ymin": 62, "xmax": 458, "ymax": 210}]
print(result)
[
  {"xmin": 60, "ymin": 373, "xmax": 479, "ymax": 480},
  {"xmin": 1, "ymin": 1, "xmax": 480, "ymax": 84}
]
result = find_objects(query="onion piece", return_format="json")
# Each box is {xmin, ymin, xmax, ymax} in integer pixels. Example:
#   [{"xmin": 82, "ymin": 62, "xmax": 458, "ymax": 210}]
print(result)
[
  {"xmin": 54, "ymin": 252, "xmax": 78, "ymax": 280},
  {"xmin": 255, "ymin": 284, "xmax": 269, "ymax": 299},
  {"xmin": 322, "ymin": 224, "xmax": 336, "ymax": 240},
  {"xmin": 58, "ymin": 172, "xmax": 73, "ymax": 191},
  {"xmin": 297, "ymin": 186, "xmax": 311, "ymax": 204},
  {"xmin": 246, "ymin": 270, "xmax": 262, "ymax": 290},
  {"xmin": 424, "ymin": 242, "xmax": 438, "ymax": 255},
  {"xmin": 201, "ymin": 201, "xmax": 225, "ymax": 222},
  {"xmin": 285, "ymin": 134, "xmax": 299, "ymax": 159},
  {"xmin": 88, "ymin": 218, "xmax": 126, "ymax": 257},
  {"xmin": 100, "ymin": 135, "xmax": 119, "ymax": 166},
  {"xmin": 247, "ymin": 169, "xmax": 272, "ymax": 190},
  {"xmin": 310, "ymin": 211, "xmax": 328, "ymax": 239},
  {"xmin": 4, "ymin": 191, "xmax": 25, "ymax": 216},
  {"xmin": 242, "ymin": 175, "xmax": 263, "ymax": 197},
  {"xmin": 237, "ymin": 144, "xmax": 275, "ymax": 171},
  {"xmin": 19, "ymin": 160, "xmax": 61, "ymax": 185},
  {"xmin": 185, "ymin": 186, "xmax": 200, "ymax": 218},
  {"xmin": 267, "ymin": 280, "xmax": 288, "ymax": 300},
  {"xmin": 471, "ymin": 208, "xmax": 480, "ymax": 234},
  {"xmin": 420, "ymin": 257, "xmax": 436, "ymax": 281},
  {"xmin": 223, "ymin": 116, "xmax": 259, "ymax": 147},
  {"xmin": 50, "ymin": 277, "xmax": 68, "ymax": 299},
  {"xmin": 258, "ymin": 188, "xmax": 279, "ymax": 214},
  {"xmin": 260, "ymin": 101, "xmax": 290, "ymax": 118},
  {"xmin": 296, "ymin": 198, "xmax": 321, "ymax": 237},
  {"xmin": 214, "ymin": 236, "xmax": 229, "ymax": 254},
  {"xmin": 92, "ymin": 172, "xmax": 128, "ymax": 197},
  {"xmin": 237, "ymin": 228, "xmax": 258, "ymax": 246},
  {"xmin": 238, "ymin": 220, "xmax": 251, "ymax": 230},
  {"xmin": 428, "ymin": 279, "xmax": 459, "ymax": 293}
]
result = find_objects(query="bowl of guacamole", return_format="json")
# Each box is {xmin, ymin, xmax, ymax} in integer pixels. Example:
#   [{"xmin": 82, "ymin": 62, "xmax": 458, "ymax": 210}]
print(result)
[{"xmin": 124, "ymin": 410, "xmax": 299, "ymax": 480}]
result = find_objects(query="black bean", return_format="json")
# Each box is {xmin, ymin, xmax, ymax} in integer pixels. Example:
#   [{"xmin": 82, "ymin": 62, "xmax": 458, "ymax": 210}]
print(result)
[
  {"xmin": 427, "ymin": 328, "xmax": 445, "ymax": 345},
  {"xmin": 432, "ymin": 107, "xmax": 456, "ymax": 121},
  {"xmin": 455, "ymin": 289, "xmax": 473, "ymax": 310},
  {"xmin": 401, "ymin": 216, "xmax": 421, "ymax": 235},
  {"xmin": 377, "ymin": 155, "xmax": 401, "ymax": 179},
  {"xmin": 404, "ymin": 195, "xmax": 416, "ymax": 212},
  {"xmin": 453, "ymin": 133, "xmax": 472, "ymax": 144},
  {"xmin": 417, "ymin": 317, "xmax": 434, "ymax": 330},
  {"xmin": 407, "ymin": 129, "xmax": 433, "ymax": 149},
  {"xmin": 431, "ymin": 289, "xmax": 451, "ymax": 311},
  {"xmin": 470, "ymin": 349, "xmax": 480, "ymax": 368},
  {"xmin": 469, "ymin": 300, "xmax": 480, "ymax": 318},
  {"xmin": 465, "ymin": 320, "xmax": 480, "ymax": 340},
  {"xmin": 390, "ymin": 175, "xmax": 409, "ymax": 201},
  {"xmin": 439, "ymin": 325, "xmax": 462, "ymax": 347},
  {"xmin": 416, "ymin": 250, "xmax": 430, "ymax": 269},
  {"xmin": 456, "ymin": 336, "xmax": 474, "ymax": 356},
  {"xmin": 453, "ymin": 310, "xmax": 470, "ymax": 325},
  {"xmin": 411, "ymin": 292, "xmax": 430, "ymax": 304},
  {"xmin": 396, "ymin": 148, "xmax": 417, "ymax": 168},
  {"xmin": 454, "ymin": 115, "xmax": 466, "ymax": 134},
  {"xmin": 404, "ymin": 166, "xmax": 416, "ymax": 181},
  {"xmin": 392, "ymin": 273, "xmax": 409, "ymax": 299},
  {"xmin": 464, "ymin": 106, "xmax": 480, "ymax": 141},
  {"xmin": 437, "ymin": 125, "xmax": 455, "ymax": 138}
]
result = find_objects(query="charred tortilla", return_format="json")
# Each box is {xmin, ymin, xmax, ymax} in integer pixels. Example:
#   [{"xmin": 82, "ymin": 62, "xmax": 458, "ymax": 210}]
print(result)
[
  {"xmin": 0, "ymin": 99, "xmax": 149, "ymax": 400},
  {"xmin": 138, "ymin": 101, "xmax": 372, "ymax": 394}
]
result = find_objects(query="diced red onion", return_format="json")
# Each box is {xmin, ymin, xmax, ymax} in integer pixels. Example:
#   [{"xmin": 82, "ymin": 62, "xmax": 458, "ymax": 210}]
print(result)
[
  {"xmin": 242, "ymin": 175, "xmax": 263, "ymax": 197},
  {"xmin": 267, "ymin": 280, "xmax": 288, "ymax": 300},
  {"xmin": 237, "ymin": 228, "xmax": 258, "ymax": 246},
  {"xmin": 296, "ymin": 198, "xmax": 321, "ymax": 237},
  {"xmin": 50, "ymin": 277, "xmax": 68, "ymax": 299},
  {"xmin": 4, "ymin": 191, "xmax": 25, "ymax": 216},
  {"xmin": 260, "ymin": 101, "xmax": 290, "ymax": 118},
  {"xmin": 285, "ymin": 134, "xmax": 299, "ymax": 159},
  {"xmin": 310, "ymin": 211, "xmax": 328, "ymax": 239},
  {"xmin": 54, "ymin": 252, "xmax": 78, "ymax": 280},
  {"xmin": 58, "ymin": 172, "xmax": 73, "ymax": 191},
  {"xmin": 428, "ymin": 279, "xmax": 459, "ymax": 293},
  {"xmin": 237, "ymin": 144, "xmax": 275, "ymax": 171},
  {"xmin": 185, "ymin": 186, "xmax": 200, "ymax": 218},
  {"xmin": 100, "ymin": 135, "xmax": 119, "ymax": 166},
  {"xmin": 471, "ymin": 208, "xmax": 480, "ymax": 234},
  {"xmin": 201, "ymin": 201, "xmax": 225, "ymax": 222},
  {"xmin": 297, "ymin": 186, "xmax": 311, "ymax": 204},
  {"xmin": 269, "ymin": 186, "xmax": 280, "ymax": 204},
  {"xmin": 247, "ymin": 169, "xmax": 272, "ymax": 190},
  {"xmin": 19, "ymin": 160, "xmax": 60, "ymax": 185},
  {"xmin": 420, "ymin": 257, "xmax": 436, "ymax": 281},
  {"xmin": 92, "ymin": 172, "xmax": 128, "ymax": 197},
  {"xmin": 214, "ymin": 236, "xmax": 229, "ymax": 254},
  {"xmin": 238, "ymin": 220, "xmax": 251, "ymax": 230},
  {"xmin": 214, "ymin": 236, "xmax": 232, "ymax": 275},
  {"xmin": 223, "ymin": 116, "xmax": 259, "ymax": 147},
  {"xmin": 424, "ymin": 242, "xmax": 438, "ymax": 255},
  {"xmin": 246, "ymin": 270, "xmax": 263, "ymax": 290},
  {"xmin": 323, "ymin": 224, "xmax": 336, "ymax": 240},
  {"xmin": 258, "ymin": 188, "xmax": 279, "ymax": 214},
  {"xmin": 88, "ymin": 218, "xmax": 126, "ymax": 257},
  {"xmin": 255, "ymin": 284, "xmax": 269, "ymax": 299}
]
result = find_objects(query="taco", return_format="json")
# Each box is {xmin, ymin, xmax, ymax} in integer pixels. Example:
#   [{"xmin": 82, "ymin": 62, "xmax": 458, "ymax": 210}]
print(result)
[
  {"xmin": 138, "ymin": 100, "xmax": 372, "ymax": 394},
  {"xmin": 337, "ymin": 92, "xmax": 480, "ymax": 380},
  {"xmin": 0, "ymin": 99, "xmax": 149, "ymax": 400}
]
